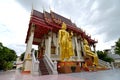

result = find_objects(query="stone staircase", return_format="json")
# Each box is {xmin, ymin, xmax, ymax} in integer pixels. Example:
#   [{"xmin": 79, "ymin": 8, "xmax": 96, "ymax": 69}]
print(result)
[
  {"xmin": 39, "ymin": 59, "xmax": 49, "ymax": 75},
  {"xmin": 83, "ymin": 57, "xmax": 110, "ymax": 71}
]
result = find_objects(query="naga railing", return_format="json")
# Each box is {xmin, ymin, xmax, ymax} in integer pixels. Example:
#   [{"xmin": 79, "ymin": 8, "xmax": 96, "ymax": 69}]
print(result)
[
  {"xmin": 31, "ymin": 49, "xmax": 39, "ymax": 75},
  {"xmin": 44, "ymin": 54, "xmax": 58, "ymax": 74}
]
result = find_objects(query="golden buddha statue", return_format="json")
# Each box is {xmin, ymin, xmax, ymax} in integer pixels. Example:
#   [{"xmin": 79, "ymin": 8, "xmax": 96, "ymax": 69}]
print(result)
[
  {"xmin": 58, "ymin": 22, "xmax": 74, "ymax": 61},
  {"xmin": 83, "ymin": 39, "xmax": 98, "ymax": 66},
  {"xmin": 68, "ymin": 31, "xmax": 74, "ymax": 57}
]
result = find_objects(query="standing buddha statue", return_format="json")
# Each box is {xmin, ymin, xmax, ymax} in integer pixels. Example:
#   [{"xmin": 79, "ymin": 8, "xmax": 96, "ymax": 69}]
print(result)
[{"xmin": 58, "ymin": 22, "xmax": 74, "ymax": 61}]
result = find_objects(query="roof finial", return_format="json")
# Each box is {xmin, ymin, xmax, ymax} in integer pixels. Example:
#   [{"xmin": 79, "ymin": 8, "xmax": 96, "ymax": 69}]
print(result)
[
  {"xmin": 70, "ymin": 17, "xmax": 71, "ymax": 21},
  {"xmin": 31, "ymin": 2, "xmax": 34, "ymax": 15},
  {"xmin": 42, "ymin": 6, "xmax": 45, "ymax": 12},
  {"xmin": 32, "ymin": 2, "xmax": 33, "ymax": 10},
  {"xmin": 49, "ymin": 5, "xmax": 52, "ymax": 12}
]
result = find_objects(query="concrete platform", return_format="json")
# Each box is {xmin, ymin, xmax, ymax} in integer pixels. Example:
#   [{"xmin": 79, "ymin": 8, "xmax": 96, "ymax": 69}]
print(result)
[{"xmin": 0, "ymin": 69, "xmax": 120, "ymax": 80}]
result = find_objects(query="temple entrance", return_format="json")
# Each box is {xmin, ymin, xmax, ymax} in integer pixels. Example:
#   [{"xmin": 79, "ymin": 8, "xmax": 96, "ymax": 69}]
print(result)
[{"xmin": 38, "ymin": 47, "xmax": 45, "ymax": 59}]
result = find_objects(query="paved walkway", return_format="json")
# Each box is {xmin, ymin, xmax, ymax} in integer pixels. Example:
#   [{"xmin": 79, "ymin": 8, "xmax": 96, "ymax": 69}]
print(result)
[
  {"xmin": 67, "ymin": 69, "xmax": 120, "ymax": 80},
  {"xmin": 0, "ymin": 69, "xmax": 120, "ymax": 80}
]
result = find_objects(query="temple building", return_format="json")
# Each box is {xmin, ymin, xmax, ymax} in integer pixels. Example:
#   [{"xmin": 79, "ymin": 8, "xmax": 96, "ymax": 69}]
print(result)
[{"xmin": 23, "ymin": 9, "xmax": 109, "ymax": 75}]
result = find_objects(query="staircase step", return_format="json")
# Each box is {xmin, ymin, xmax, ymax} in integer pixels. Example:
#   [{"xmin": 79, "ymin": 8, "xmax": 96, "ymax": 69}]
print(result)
[{"xmin": 39, "ymin": 59, "xmax": 49, "ymax": 75}]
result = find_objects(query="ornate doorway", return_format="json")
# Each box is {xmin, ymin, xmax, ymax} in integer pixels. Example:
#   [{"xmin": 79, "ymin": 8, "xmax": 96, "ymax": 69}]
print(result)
[{"xmin": 38, "ymin": 47, "xmax": 45, "ymax": 59}]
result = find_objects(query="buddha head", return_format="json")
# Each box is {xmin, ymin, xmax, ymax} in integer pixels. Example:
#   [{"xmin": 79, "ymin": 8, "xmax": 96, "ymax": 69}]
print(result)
[
  {"xmin": 84, "ymin": 39, "xmax": 88, "ymax": 45},
  {"xmin": 61, "ymin": 22, "xmax": 67, "ymax": 30}
]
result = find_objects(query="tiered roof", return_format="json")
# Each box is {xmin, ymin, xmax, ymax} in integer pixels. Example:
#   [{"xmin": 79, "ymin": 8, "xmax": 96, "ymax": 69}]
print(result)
[{"xmin": 25, "ymin": 9, "xmax": 97, "ymax": 45}]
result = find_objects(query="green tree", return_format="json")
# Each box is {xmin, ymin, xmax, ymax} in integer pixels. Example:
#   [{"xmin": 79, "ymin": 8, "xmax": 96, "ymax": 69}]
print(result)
[
  {"xmin": 97, "ymin": 50, "xmax": 114, "ymax": 63},
  {"xmin": 0, "ymin": 42, "xmax": 17, "ymax": 70},
  {"xmin": 115, "ymin": 38, "xmax": 120, "ymax": 55},
  {"xmin": 97, "ymin": 50, "xmax": 106, "ymax": 59},
  {"xmin": 20, "ymin": 52, "xmax": 25, "ymax": 61}
]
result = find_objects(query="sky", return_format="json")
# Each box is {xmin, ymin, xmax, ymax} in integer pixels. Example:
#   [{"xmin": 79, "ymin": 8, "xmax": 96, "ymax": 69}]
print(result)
[{"xmin": 0, "ymin": 0, "xmax": 120, "ymax": 56}]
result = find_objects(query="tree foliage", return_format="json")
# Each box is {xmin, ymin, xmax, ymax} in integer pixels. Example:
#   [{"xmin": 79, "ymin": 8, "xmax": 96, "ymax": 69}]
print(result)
[
  {"xmin": 97, "ymin": 51, "xmax": 107, "ymax": 59},
  {"xmin": 0, "ymin": 42, "xmax": 17, "ymax": 70},
  {"xmin": 20, "ymin": 52, "xmax": 25, "ymax": 61},
  {"xmin": 115, "ymin": 38, "xmax": 120, "ymax": 55},
  {"xmin": 97, "ymin": 50, "xmax": 114, "ymax": 63}
]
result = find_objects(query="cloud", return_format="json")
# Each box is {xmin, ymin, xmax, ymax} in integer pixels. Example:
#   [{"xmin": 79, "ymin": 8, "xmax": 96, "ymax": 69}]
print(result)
[
  {"xmin": 16, "ymin": 0, "xmax": 120, "ymax": 50},
  {"xmin": 7, "ymin": 44, "xmax": 26, "ymax": 56},
  {"xmin": 16, "ymin": 0, "xmax": 51, "ymax": 12},
  {"xmin": 90, "ymin": 0, "xmax": 120, "ymax": 42},
  {"xmin": 0, "ymin": 1, "xmax": 31, "ymax": 55}
]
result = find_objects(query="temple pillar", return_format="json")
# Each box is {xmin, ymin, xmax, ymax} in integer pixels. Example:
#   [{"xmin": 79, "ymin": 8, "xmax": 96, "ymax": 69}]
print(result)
[
  {"xmin": 45, "ymin": 38, "xmax": 48, "ymax": 56},
  {"xmin": 24, "ymin": 24, "xmax": 35, "ymax": 73},
  {"xmin": 78, "ymin": 39, "xmax": 82, "ymax": 59},
  {"xmin": 47, "ymin": 32, "xmax": 52, "ymax": 57},
  {"xmin": 93, "ymin": 44, "xmax": 96, "ymax": 53},
  {"xmin": 74, "ymin": 36, "xmax": 80, "ymax": 61},
  {"xmin": 56, "ymin": 37, "xmax": 59, "ymax": 55},
  {"xmin": 81, "ymin": 38, "xmax": 86, "ymax": 56},
  {"xmin": 72, "ymin": 37, "xmax": 75, "ymax": 54},
  {"xmin": 53, "ymin": 33, "xmax": 58, "ymax": 55}
]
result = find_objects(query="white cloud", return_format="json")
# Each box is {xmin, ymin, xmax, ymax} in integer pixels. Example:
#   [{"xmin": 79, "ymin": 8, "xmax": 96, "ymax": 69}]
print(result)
[
  {"xmin": 1, "ymin": 0, "xmax": 120, "ymax": 55},
  {"xmin": 0, "ymin": 0, "xmax": 30, "ymax": 55},
  {"xmin": 19, "ymin": 0, "xmax": 120, "ymax": 50}
]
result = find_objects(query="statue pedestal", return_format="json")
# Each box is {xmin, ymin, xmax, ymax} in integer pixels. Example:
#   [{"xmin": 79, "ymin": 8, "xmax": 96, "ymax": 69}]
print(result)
[
  {"xmin": 75, "ymin": 65, "xmax": 81, "ymax": 72},
  {"xmin": 57, "ymin": 61, "xmax": 81, "ymax": 73},
  {"xmin": 22, "ymin": 59, "xmax": 32, "ymax": 74}
]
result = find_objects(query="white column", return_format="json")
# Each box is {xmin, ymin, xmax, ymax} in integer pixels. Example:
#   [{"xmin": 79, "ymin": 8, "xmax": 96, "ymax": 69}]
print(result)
[
  {"xmin": 74, "ymin": 37, "xmax": 80, "ymax": 61},
  {"xmin": 56, "ymin": 37, "xmax": 59, "ymax": 55},
  {"xmin": 24, "ymin": 24, "xmax": 35, "ymax": 72},
  {"xmin": 45, "ymin": 38, "xmax": 48, "ymax": 55},
  {"xmin": 93, "ymin": 44, "xmax": 97, "ymax": 53},
  {"xmin": 78, "ymin": 40, "xmax": 82, "ymax": 58},
  {"xmin": 52, "ymin": 33, "xmax": 58, "ymax": 55},
  {"xmin": 24, "ymin": 32, "xmax": 34, "ymax": 59},
  {"xmin": 81, "ymin": 39, "xmax": 86, "ymax": 56},
  {"xmin": 47, "ymin": 33, "xmax": 52, "ymax": 58}
]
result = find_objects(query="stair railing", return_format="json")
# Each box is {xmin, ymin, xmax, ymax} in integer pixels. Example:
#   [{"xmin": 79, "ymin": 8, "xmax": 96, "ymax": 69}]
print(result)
[
  {"xmin": 31, "ymin": 49, "xmax": 39, "ymax": 75},
  {"xmin": 99, "ymin": 59, "xmax": 111, "ymax": 68},
  {"xmin": 44, "ymin": 54, "xmax": 58, "ymax": 74}
]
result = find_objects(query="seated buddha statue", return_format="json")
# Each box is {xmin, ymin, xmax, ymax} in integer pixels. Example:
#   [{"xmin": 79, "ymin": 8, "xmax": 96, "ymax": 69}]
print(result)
[{"xmin": 83, "ymin": 39, "xmax": 98, "ymax": 66}]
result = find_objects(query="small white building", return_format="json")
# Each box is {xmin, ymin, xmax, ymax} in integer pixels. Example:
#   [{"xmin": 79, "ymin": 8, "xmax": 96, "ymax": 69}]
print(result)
[{"xmin": 107, "ymin": 46, "xmax": 120, "ymax": 68}]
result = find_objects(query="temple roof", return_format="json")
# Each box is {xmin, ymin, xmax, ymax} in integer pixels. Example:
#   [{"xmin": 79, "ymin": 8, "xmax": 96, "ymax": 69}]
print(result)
[
  {"xmin": 25, "ymin": 9, "xmax": 97, "ymax": 45},
  {"xmin": 50, "ymin": 11, "xmax": 73, "ymax": 26}
]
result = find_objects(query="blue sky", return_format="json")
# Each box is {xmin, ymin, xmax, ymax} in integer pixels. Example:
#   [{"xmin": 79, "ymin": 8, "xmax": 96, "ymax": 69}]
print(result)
[{"xmin": 0, "ymin": 0, "xmax": 120, "ymax": 56}]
